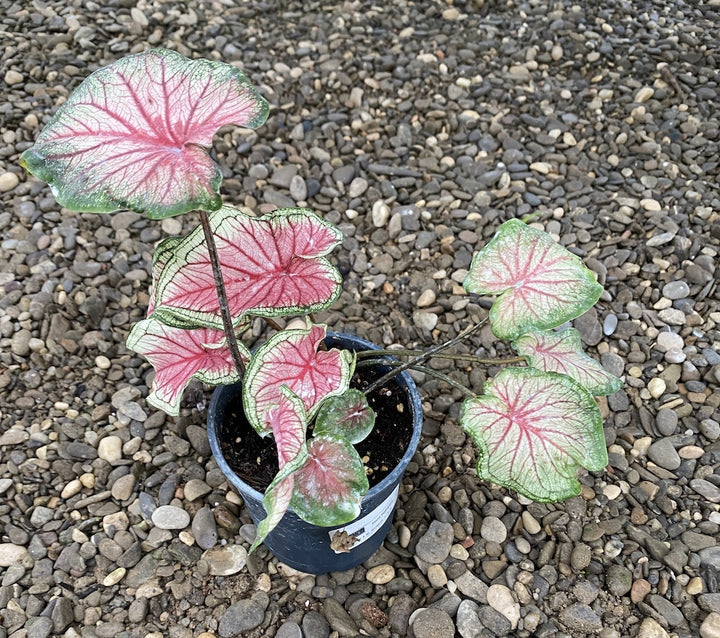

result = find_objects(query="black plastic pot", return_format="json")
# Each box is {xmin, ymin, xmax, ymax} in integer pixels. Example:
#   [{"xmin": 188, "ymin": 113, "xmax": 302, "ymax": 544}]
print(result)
[{"xmin": 207, "ymin": 332, "xmax": 422, "ymax": 574}]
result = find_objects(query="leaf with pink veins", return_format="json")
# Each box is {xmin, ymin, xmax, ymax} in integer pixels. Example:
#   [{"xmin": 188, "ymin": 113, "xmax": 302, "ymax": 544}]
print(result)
[
  {"xmin": 20, "ymin": 49, "xmax": 268, "ymax": 219},
  {"xmin": 242, "ymin": 323, "xmax": 353, "ymax": 436},
  {"xmin": 151, "ymin": 206, "xmax": 343, "ymax": 329},
  {"xmin": 125, "ymin": 315, "xmax": 249, "ymax": 416},
  {"xmin": 513, "ymin": 328, "xmax": 622, "ymax": 396},
  {"xmin": 463, "ymin": 219, "xmax": 603, "ymax": 340},
  {"xmin": 250, "ymin": 388, "xmax": 309, "ymax": 552},
  {"xmin": 460, "ymin": 367, "xmax": 607, "ymax": 502},
  {"xmin": 290, "ymin": 435, "xmax": 369, "ymax": 527}
]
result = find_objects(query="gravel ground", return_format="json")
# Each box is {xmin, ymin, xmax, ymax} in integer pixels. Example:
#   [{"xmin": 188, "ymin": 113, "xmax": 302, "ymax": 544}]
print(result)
[{"xmin": 2, "ymin": 0, "xmax": 720, "ymax": 637}]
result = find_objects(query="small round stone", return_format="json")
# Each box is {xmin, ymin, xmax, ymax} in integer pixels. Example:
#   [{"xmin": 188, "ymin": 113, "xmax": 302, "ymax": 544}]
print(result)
[
  {"xmin": 97, "ymin": 436, "xmax": 122, "ymax": 463},
  {"xmin": 480, "ymin": 516, "xmax": 507, "ymax": 544},
  {"xmin": 152, "ymin": 505, "xmax": 190, "ymax": 530},
  {"xmin": 202, "ymin": 545, "xmax": 247, "ymax": 576},
  {"xmin": 0, "ymin": 172, "xmax": 19, "ymax": 192},
  {"xmin": 367, "ymin": 564, "xmax": 395, "ymax": 585}
]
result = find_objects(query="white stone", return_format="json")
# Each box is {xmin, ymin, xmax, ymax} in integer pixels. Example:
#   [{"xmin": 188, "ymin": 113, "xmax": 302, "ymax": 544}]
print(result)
[
  {"xmin": 700, "ymin": 613, "xmax": 720, "ymax": 638},
  {"xmin": 61, "ymin": 479, "xmax": 83, "ymax": 499},
  {"xmin": 4, "ymin": 70, "xmax": 23, "ymax": 85},
  {"xmin": 655, "ymin": 331, "xmax": 683, "ymax": 353},
  {"xmin": 152, "ymin": 505, "xmax": 190, "ymax": 530},
  {"xmin": 635, "ymin": 87, "xmax": 654, "ymax": 103},
  {"xmin": 416, "ymin": 289, "xmax": 436, "ymax": 308},
  {"xmin": 647, "ymin": 378, "xmax": 666, "ymax": 399},
  {"xmin": 0, "ymin": 172, "xmax": 19, "ymax": 192},
  {"xmin": 0, "ymin": 543, "xmax": 28, "ymax": 567},
  {"xmin": 487, "ymin": 584, "xmax": 520, "ymax": 629},
  {"xmin": 367, "ymin": 564, "xmax": 395, "ymax": 584},
  {"xmin": 202, "ymin": 545, "xmax": 248, "ymax": 576},
  {"xmin": 638, "ymin": 618, "xmax": 669, "ymax": 638},
  {"xmin": 97, "ymin": 435, "xmax": 122, "ymax": 463},
  {"xmin": 521, "ymin": 511, "xmax": 541, "ymax": 534},
  {"xmin": 371, "ymin": 200, "xmax": 390, "ymax": 227}
]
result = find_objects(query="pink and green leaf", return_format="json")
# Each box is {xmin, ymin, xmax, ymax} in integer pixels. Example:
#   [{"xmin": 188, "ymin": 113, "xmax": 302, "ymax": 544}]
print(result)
[
  {"xmin": 20, "ymin": 49, "xmax": 268, "ymax": 219},
  {"xmin": 243, "ymin": 324, "xmax": 353, "ymax": 435},
  {"xmin": 290, "ymin": 435, "xmax": 369, "ymax": 527},
  {"xmin": 314, "ymin": 389, "xmax": 376, "ymax": 444},
  {"xmin": 250, "ymin": 444, "xmax": 309, "ymax": 553},
  {"xmin": 125, "ymin": 316, "xmax": 248, "ymax": 416},
  {"xmin": 267, "ymin": 387, "xmax": 307, "ymax": 468},
  {"xmin": 151, "ymin": 206, "xmax": 343, "ymax": 329},
  {"xmin": 463, "ymin": 219, "xmax": 603, "ymax": 340},
  {"xmin": 460, "ymin": 367, "xmax": 607, "ymax": 502},
  {"xmin": 514, "ymin": 328, "xmax": 622, "ymax": 396}
]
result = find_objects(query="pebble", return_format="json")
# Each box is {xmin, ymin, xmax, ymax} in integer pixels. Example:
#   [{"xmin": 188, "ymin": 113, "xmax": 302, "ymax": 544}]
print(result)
[
  {"xmin": 662, "ymin": 281, "xmax": 690, "ymax": 300},
  {"xmin": 0, "ymin": 171, "xmax": 19, "ymax": 192},
  {"xmin": 0, "ymin": 543, "xmax": 28, "ymax": 567},
  {"xmin": 655, "ymin": 409, "xmax": 678, "ymax": 436},
  {"xmin": 480, "ymin": 516, "xmax": 507, "ymax": 544},
  {"xmin": 192, "ymin": 507, "xmax": 218, "ymax": 550},
  {"xmin": 219, "ymin": 592, "xmax": 268, "ymax": 637},
  {"xmin": 97, "ymin": 436, "xmax": 122, "ymax": 463},
  {"xmin": 367, "ymin": 564, "xmax": 395, "ymax": 584},
  {"xmin": 202, "ymin": 545, "xmax": 247, "ymax": 576},
  {"xmin": 700, "ymin": 612, "xmax": 720, "ymax": 638},
  {"xmin": 521, "ymin": 511, "xmax": 542, "ymax": 534},
  {"xmin": 655, "ymin": 331, "xmax": 684, "ymax": 352},
  {"xmin": 411, "ymin": 608, "xmax": 455, "ymax": 638},
  {"xmin": 638, "ymin": 618, "xmax": 670, "ymax": 638},
  {"xmin": 151, "ymin": 505, "xmax": 190, "ymax": 530},
  {"xmin": 111, "ymin": 474, "xmax": 136, "ymax": 501},
  {"xmin": 415, "ymin": 521, "xmax": 454, "ymax": 563},
  {"xmin": 487, "ymin": 584, "xmax": 520, "ymax": 629},
  {"xmin": 559, "ymin": 603, "xmax": 603, "ymax": 633},
  {"xmin": 647, "ymin": 377, "xmax": 666, "ymax": 399},
  {"xmin": 647, "ymin": 438, "xmax": 681, "ymax": 470}
]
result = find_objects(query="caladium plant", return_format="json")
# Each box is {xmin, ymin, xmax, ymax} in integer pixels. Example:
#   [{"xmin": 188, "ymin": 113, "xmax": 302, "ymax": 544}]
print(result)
[{"xmin": 21, "ymin": 49, "xmax": 621, "ymax": 553}]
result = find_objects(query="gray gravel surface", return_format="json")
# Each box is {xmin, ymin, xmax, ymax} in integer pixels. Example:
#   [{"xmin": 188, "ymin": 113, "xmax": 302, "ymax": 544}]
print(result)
[{"xmin": 2, "ymin": 0, "xmax": 720, "ymax": 637}]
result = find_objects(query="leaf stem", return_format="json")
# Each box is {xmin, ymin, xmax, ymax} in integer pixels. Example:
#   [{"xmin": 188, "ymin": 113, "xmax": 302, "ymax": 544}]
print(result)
[
  {"xmin": 356, "ymin": 348, "xmax": 525, "ymax": 366},
  {"xmin": 362, "ymin": 320, "xmax": 487, "ymax": 395},
  {"xmin": 199, "ymin": 210, "xmax": 246, "ymax": 378},
  {"xmin": 357, "ymin": 359, "xmax": 476, "ymax": 398}
]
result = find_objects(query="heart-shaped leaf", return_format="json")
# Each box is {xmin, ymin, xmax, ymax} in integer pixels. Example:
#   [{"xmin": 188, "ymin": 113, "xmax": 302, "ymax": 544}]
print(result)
[
  {"xmin": 20, "ymin": 49, "xmax": 268, "ymax": 219},
  {"xmin": 514, "ymin": 328, "xmax": 622, "ymax": 396},
  {"xmin": 314, "ymin": 389, "xmax": 376, "ymax": 444},
  {"xmin": 290, "ymin": 435, "xmax": 369, "ymax": 527},
  {"xmin": 125, "ymin": 316, "xmax": 249, "ymax": 416},
  {"xmin": 463, "ymin": 219, "xmax": 603, "ymax": 340},
  {"xmin": 243, "ymin": 324, "xmax": 353, "ymax": 435},
  {"xmin": 460, "ymin": 367, "xmax": 607, "ymax": 502},
  {"xmin": 151, "ymin": 206, "xmax": 343, "ymax": 329}
]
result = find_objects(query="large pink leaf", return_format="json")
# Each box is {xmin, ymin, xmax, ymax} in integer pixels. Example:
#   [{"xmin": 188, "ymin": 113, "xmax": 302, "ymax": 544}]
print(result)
[
  {"xmin": 289, "ymin": 435, "xmax": 369, "ymax": 527},
  {"xmin": 513, "ymin": 329, "xmax": 622, "ymax": 396},
  {"xmin": 151, "ymin": 206, "xmax": 343, "ymax": 328},
  {"xmin": 125, "ymin": 316, "xmax": 248, "ymax": 416},
  {"xmin": 242, "ymin": 324, "xmax": 353, "ymax": 435},
  {"xmin": 20, "ymin": 49, "xmax": 268, "ymax": 219},
  {"xmin": 463, "ymin": 219, "xmax": 603, "ymax": 340},
  {"xmin": 460, "ymin": 367, "xmax": 607, "ymax": 502}
]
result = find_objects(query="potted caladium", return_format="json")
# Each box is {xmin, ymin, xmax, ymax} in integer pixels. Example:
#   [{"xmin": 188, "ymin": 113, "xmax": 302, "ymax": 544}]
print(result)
[{"xmin": 20, "ymin": 49, "xmax": 620, "ymax": 574}]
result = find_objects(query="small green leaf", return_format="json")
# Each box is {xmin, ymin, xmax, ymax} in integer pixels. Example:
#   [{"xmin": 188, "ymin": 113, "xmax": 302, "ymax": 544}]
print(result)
[
  {"xmin": 314, "ymin": 389, "xmax": 376, "ymax": 444},
  {"xmin": 463, "ymin": 219, "xmax": 603, "ymax": 340},
  {"xmin": 460, "ymin": 367, "xmax": 607, "ymax": 502}
]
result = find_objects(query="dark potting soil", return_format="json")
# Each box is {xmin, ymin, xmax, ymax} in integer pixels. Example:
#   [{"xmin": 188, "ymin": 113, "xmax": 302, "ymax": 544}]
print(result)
[{"xmin": 217, "ymin": 365, "xmax": 416, "ymax": 493}]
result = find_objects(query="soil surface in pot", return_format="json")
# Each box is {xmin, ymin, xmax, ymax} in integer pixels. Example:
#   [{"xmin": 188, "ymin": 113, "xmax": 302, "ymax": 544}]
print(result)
[{"xmin": 218, "ymin": 365, "xmax": 416, "ymax": 492}]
